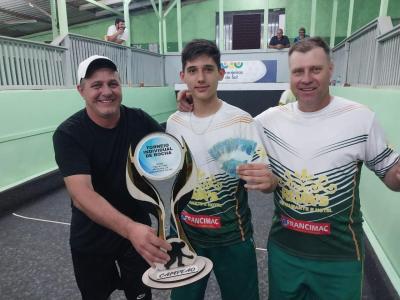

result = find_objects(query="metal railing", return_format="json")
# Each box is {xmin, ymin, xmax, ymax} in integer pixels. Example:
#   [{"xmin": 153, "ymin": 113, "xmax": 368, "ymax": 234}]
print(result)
[
  {"xmin": 131, "ymin": 49, "xmax": 164, "ymax": 86},
  {"xmin": 373, "ymin": 24, "xmax": 400, "ymax": 87},
  {"xmin": 332, "ymin": 16, "xmax": 400, "ymax": 88},
  {"xmin": 62, "ymin": 33, "xmax": 164, "ymax": 87},
  {"xmin": 2, "ymin": 17, "xmax": 400, "ymax": 90},
  {"xmin": 331, "ymin": 43, "xmax": 346, "ymax": 85},
  {"xmin": 347, "ymin": 23, "xmax": 378, "ymax": 85},
  {"xmin": 62, "ymin": 34, "xmax": 129, "ymax": 85},
  {"xmin": 0, "ymin": 33, "xmax": 164, "ymax": 89},
  {"xmin": 0, "ymin": 35, "xmax": 67, "ymax": 89}
]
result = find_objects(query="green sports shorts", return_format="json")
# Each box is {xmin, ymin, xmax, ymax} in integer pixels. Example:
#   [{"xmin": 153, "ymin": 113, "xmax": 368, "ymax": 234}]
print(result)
[
  {"xmin": 268, "ymin": 241, "xmax": 363, "ymax": 300},
  {"xmin": 170, "ymin": 238, "xmax": 259, "ymax": 300}
]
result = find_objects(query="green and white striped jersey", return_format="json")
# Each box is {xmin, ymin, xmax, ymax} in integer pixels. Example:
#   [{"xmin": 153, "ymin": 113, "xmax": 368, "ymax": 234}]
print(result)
[
  {"xmin": 256, "ymin": 96, "xmax": 399, "ymax": 260},
  {"xmin": 167, "ymin": 101, "xmax": 268, "ymax": 248}
]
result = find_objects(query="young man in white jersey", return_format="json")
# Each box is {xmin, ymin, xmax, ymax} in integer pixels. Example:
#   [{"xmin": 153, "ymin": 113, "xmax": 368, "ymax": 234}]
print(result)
[{"xmin": 167, "ymin": 39, "xmax": 277, "ymax": 300}]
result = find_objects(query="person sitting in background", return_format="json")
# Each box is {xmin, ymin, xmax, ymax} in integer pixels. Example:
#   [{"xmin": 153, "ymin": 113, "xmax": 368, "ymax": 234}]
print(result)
[
  {"xmin": 294, "ymin": 27, "xmax": 310, "ymax": 44},
  {"xmin": 106, "ymin": 18, "xmax": 129, "ymax": 45},
  {"xmin": 268, "ymin": 28, "xmax": 290, "ymax": 49}
]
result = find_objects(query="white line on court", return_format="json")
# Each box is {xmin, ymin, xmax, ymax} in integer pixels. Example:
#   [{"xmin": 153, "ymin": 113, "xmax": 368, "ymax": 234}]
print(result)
[
  {"xmin": 11, "ymin": 213, "xmax": 268, "ymax": 251},
  {"xmin": 12, "ymin": 213, "xmax": 71, "ymax": 226}
]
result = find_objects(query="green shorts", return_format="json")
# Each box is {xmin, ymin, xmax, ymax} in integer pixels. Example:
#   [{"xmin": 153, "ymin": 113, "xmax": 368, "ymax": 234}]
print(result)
[
  {"xmin": 268, "ymin": 242, "xmax": 363, "ymax": 300},
  {"xmin": 170, "ymin": 238, "xmax": 259, "ymax": 300}
]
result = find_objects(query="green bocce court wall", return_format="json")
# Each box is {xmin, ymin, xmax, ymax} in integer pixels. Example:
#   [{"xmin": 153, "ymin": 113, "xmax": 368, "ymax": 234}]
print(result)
[
  {"xmin": 0, "ymin": 86, "xmax": 177, "ymax": 192},
  {"xmin": 0, "ymin": 86, "xmax": 399, "ymax": 294}
]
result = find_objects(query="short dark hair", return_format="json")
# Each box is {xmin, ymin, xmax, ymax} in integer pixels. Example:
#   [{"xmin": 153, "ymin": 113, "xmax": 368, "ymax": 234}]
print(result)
[
  {"xmin": 181, "ymin": 39, "xmax": 221, "ymax": 70},
  {"xmin": 289, "ymin": 36, "xmax": 330, "ymax": 59},
  {"xmin": 298, "ymin": 27, "xmax": 306, "ymax": 33},
  {"xmin": 115, "ymin": 18, "xmax": 124, "ymax": 25}
]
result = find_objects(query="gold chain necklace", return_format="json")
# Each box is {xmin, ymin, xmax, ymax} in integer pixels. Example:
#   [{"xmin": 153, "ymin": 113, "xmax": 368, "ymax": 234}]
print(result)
[
  {"xmin": 189, "ymin": 99, "xmax": 222, "ymax": 135},
  {"xmin": 189, "ymin": 111, "xmax": 217, "ymax": 135}
]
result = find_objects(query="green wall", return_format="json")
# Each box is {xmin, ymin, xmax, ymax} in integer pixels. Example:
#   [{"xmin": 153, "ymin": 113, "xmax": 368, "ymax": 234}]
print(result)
[
  {"xmin": 353, "ymin": 0, "xmax": 380, "ymax": 32},
  {"xmin": 331, "ymin": 87, "xmax": 400, "ymax": 291},
  {"xmin": 1, "ymin": 84, "xmax": 399, "ymax": 292},
  {"xmin": 23, "ymin": 0, "xmax": 400, "ymax": 48},
  {"xmin": 286, "ymin": 0, "xmax": 312, "ymax": 39},
  {"xmin": 23, "ymin": 16, "xmax": 116, "ymax": 43},
  {"xmin": 0, "ymin": 87, "xmax": 177, "ymax": 192}
]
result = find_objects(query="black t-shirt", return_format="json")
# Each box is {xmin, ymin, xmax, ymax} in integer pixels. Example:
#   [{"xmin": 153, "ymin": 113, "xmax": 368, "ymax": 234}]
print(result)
[
  {"xmin": 269, "ymin": 35, "xmax": 290, "ymax": 47},
  {"xmin": 53, "ymin": 105, "xmax": 163, "ymax": 254}
]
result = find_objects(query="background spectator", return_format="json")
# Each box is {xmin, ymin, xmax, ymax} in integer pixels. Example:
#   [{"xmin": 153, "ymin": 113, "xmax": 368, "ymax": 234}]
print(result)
[
  {"xmin": 268, "ymin": 28, "xmax": 290, "ymax": 49},
  {"xmin": 106, "ymin": 18, "xmax": 129, "ymax": 45},
  {"xmin": 294, "ymin": 27, "xmax": 310, "ymax": 43}
]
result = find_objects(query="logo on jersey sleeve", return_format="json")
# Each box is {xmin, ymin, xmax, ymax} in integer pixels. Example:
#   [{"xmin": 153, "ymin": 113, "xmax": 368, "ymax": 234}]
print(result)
[
  {"xmin": 181, "ymin": 211, "xmax": 221, "ymax": 229},
  {"xmin": 281, "ymin": 215, "xmax": 331, "ymax": 235}
]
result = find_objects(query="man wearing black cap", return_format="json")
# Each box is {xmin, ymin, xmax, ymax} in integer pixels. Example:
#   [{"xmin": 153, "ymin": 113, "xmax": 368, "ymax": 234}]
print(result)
[{"xmin": 53, "ymin": 55, "xmax": 171, "ymax": 300}]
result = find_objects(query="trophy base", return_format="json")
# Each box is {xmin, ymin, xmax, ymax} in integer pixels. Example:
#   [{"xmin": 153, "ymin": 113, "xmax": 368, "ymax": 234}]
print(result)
[{"xmin": 142, "ymin": 256, "xmax": 213, "ymax": 289}]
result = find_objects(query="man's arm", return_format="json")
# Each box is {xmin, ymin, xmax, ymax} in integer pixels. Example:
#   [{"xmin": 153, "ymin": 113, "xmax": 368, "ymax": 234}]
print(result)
[
  {"xmin": 64, "ymin": 174, "xmax": 171, "ymax": 266},
  {"xmin": 383, "ymin": 161, "xmax": 400, "ymax": 191},
  {"xmin": 106, "ymin": 32, "xmax": 124, "ymax": 44},
  {"xmin": 177, "ymin": 90, "xmax": 194, "ymax": 112},
  {"xmin": 236, "ymin": 163, "xmax": 277, "ymax": 193},
  {"xmin": 268, "ymin": 36, "xmax": 277, "ymax": 49},
  {"xmin": 106, "ymin": 27, "xmax": 125, "ymax": 44},
  {"xmin": 283, "ymin": 36, "xmax": 291, "ymax": 48}
]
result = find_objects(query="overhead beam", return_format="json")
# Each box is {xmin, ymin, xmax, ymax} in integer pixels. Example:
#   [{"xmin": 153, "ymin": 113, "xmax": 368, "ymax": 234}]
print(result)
[
  {"xmin": 379, "ymin": 0, "xmax": 389, "ymax": 17},
  {"xmin": 84, "ymin": 0, "xmax": 124, "ymax": 16},
  {"xmin": 57, "ymin": 0, "xmax": 69, "ymax": 35},
  {"xmin": 219, "ymin": 0, "xmax": 224, "ymax": 51},
  {"xmin": 97, "ymin": 0, "xmax": 170, "ymax": 17},
  {"xmin": 25, "ymin": 0, "xmax": 52, "ymax": 18},
  {"xmin": 2, "ymin": 19, "xmax": 37, "ymax": 25},
  {"xmin": 162, "ymin": 0, "xmax": 177, "ymax": 53},
  {"xmin": 177, "ymin": 0, "xmax": 182, "ymax": 52},
  {"xmin": 263, "ymin": 0, "xmax": 269, "ymax": 49},
  {"xmin": 347, "ymin": 0, "xmax": 354, "ymax": 36},
  {"xmin": 163, "ymin": 0, "xmax": 177, "ymax": 17},
  {"xmin": 80, "ymin": 0, "xmax": 122, "ymax": 11},
  {"xmin": 310, "ymin": 0, "xmax": 317, "ymax": 36},
  {"xmin": 50, "ymin": 0, "xmax": 59, "ymax": 39},
  {"xmin": 150, "ymin": 0, "xmax": 160, "ymax": 19},
  {"xmin": 0, "ymin": 7, "xmax": 50, "ymax": 24},
  {"xmin": 124, "ymin": 0, "xmax": 132, "ymax": 46},
  {"xmin": 330, "ymin": 0, "xmax": 338, "ymax": 48},
  {"xmin": 159, "ymin": 0, "xmax": 163, "ymax": 53}
]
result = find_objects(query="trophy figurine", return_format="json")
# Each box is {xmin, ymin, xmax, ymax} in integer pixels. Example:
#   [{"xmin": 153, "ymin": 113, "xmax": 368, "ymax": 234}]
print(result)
[{"xmin": 126, "ymin": 132, "xmax": 213, "ymax": 289}]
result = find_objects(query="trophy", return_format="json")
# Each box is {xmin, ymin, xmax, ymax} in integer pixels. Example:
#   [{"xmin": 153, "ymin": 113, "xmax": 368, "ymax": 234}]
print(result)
[{"xmin": 126, "ymin": 132, "xmax": 213, "ymax": 289}]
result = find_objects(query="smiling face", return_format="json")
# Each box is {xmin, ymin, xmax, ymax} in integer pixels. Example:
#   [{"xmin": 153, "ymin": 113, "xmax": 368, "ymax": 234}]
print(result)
[
  {"xmin": 77, "ymin": 68, "xmax": 122, "ymax": 128},
  {"xmin": 289, "ymin": 47, "xmax": 333, "ymax": 112},
  {"xmin": 116, "ymin": 21, "xmax": 125, "ymax": 31},
  {"xmin": 180, "ymin": 54, "xmax": 225, "ymax": 104}
]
